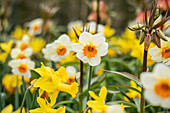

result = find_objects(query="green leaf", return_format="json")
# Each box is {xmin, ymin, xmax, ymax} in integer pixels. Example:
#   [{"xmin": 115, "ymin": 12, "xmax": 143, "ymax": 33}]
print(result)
[
  {"xmin": 52, "ymin": 101, "xmax": 77, "ymax": 109},
  {"xmin": 107, "ymin": 101, "xmax": 139, "ymax": 109}
]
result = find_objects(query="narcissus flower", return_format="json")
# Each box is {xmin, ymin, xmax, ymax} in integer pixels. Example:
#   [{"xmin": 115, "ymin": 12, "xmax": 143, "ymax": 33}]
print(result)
[
  {"xmin": 42, "ymin": 34, "xmax": 73, "ymax": 62},
  {"xmin": 30, "ymin": 37, "xmax": 46, "ymax": 53},
  {"xmin": 87, "ymin": 86, "xmax": 125, "ymax": 113},
  {"xmin": 29, "ymin": 97, "xmax": 65, "ymax": 113},
  {"xmin": 2, "ymin": 74, "xmax": 30, "ymax": 93},
  {"xmin": 8, "ymin": 59, "xmax": 35, "ymax": 78},
  {"xmin": 11, "ymin": 48, "xmax": 32, "ymax": 59},
  {"xmin": 124, "ymin": 80, "xmax": 141, "ymax": 101},
  {"xmin": 1, "ymin": 104, "xmax": 25, "ymax": 113},
  {"xmin": 16, "ymin": 35, "xmax": 31, "ymax": 51},
  {"xmin": 32, "ymin": 63, "xmax": 79, "ymax": 98},
  {"xmin": 66, "ymin": 66, "xmax": 80, "ymax": 84},
  {"xmin": 149, "ymin": 39, "xmax": 170, "ymax": 65},
  {"xmin": 85, "ymin": 21, "xmax": 104, "ymax": 34},
  {"xmin": 72, "ymin": 32, "xmax": 108, "ymax": 66},
  {"xmin": 28, "ymin": 18, "xmax": 44, "ymax": 35},
  {"xmin": 141, "ymin": 63, "xmax": 170, "ymax": 108},
  {"xmin": 0, "ymin": 40, "xmax": 13, "ymax": 63}
]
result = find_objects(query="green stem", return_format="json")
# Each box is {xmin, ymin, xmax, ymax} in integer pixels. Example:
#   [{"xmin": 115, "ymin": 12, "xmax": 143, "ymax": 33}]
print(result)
[
  {"xmin": 20, "ymin": 88, "xmax": 29, "ymax": 113},
  {"xmin": 86, "ymin": 66, "xmax": 93, "ymax": 103},
  {"xmin": 31, "ymin": 88, "xmax": 38, "ymax": 109},
  {"xmin": 15, "ymin": 76, "xmax": 19, "ymax": 110}
]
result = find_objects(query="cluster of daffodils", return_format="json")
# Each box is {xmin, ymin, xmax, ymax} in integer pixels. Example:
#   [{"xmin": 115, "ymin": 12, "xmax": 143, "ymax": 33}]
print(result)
[
  {"xmin": 29, "ymin": 63, "xmax": 79, "ymax": 112},
  {"xmin": 87, "ymin": 86, "xmax": 126, "ymax": 113},
  {"xmin": 43, "ymin": 30, "xmax": 109, "ymax": 66}
]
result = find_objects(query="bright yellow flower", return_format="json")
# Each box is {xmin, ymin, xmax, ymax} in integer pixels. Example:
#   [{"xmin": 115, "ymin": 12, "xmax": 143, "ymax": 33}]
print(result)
[
  {"xmin": 122, "ymin": 28, "xmax": 136, "ymax": 40},
  {"xmin": 11, "ymin": 26, "xmax": 31, "ymax": 40},
  {"xmin": 29, "ymin": 97, "xmax": 65, "ymax": 113},
  {"xmin": 130, "ymin": 41, "xmax": 156, "ymax": 66},
  {"xmin": 1, "ymin": 104, "xmax": 25, "ymax": 113},
  {"xmin": 32, "ymin": 63, "xmax": 79, "ymax": 98},
  {"xmin": 107, "ymin": 48, "xmax": 117, "ymax": 57},
  {"xmin": 0, "ymin": 40, "xmax": 13, "ymax": 63},
  {"xmin": 104, "ymin": 25, "xmax": 115, "ymax": 38},
  {"xmin": 96, "ymin": 66, "xmax": 104, "ymax": 76},
  {"xmin": 2, "ymin": 74, "xmax": 30, "ymax": 93},
  {"xmin": 30, "ymin": 37, "xmax": 46, "ymax": 53},
  {"xmin": 124, "ymin": 80, "xmax": 141, "ymax": 101}
]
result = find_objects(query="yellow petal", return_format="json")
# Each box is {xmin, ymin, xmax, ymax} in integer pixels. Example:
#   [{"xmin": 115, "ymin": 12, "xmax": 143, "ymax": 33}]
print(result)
[
  {"xmin": 48, "ymin": 90, "xmax": 60, "ymax": 106},
  {"xmin": 1, "ymin": 104, "xmax": 13, "ymax": 113},
  {"xmin": 87, "ymin": 100, "xmax": 108, "ymax": 112},
  {"xmin": 55, "ymin": 107, "xmax": 66, "ymax": 113},
  {"xmin": 29, "ymin": 108, "xmax": 44, "ymax": 113},
  {"xmin": 58, "ymin": 66, "xmax": 67, "ymax": 81},
  {"xmin": 89, "ymin": 91, "xmax": 100, "ymax": 100},
  {"xmin": 99, "ymin": 86, "xmax": 107, "ymax": 101},
  {"xmin": 37, "ymin": 97, "xmax": 48, "ymax": 109},
  {"xmin": 13, "ymin": 107, "xmax": 25, "ymax": 113}
]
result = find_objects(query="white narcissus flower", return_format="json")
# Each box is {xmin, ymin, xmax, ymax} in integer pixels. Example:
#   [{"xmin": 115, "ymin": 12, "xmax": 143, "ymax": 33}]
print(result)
[
  {"xmin": 105, "ymin": 105, "xmax": 125, "ymax": 113},
  {"xmin": 141, "ymin": 63, "xmax": 170, "ymax": 108},
  {"xmin": 66, "ymin": 66, "xmax": 80, "ymax": 84},
  {"xmin": 8, "ymin": 59, "xmax": 35, "ymax": 78},
  {"xmin": 11, "ymin": 48, "xmax": 32, "ymax": 59},
  {"xmin": 42, "ymin": 34, "xmax": 73, "ymax": 62},
  {"xmin": 72, "ymin": 32, "xmax": 108, "ymax": 66},
  {"xmin": 28, "ymin": 18, "xmax": 44, "ymax": 35},
  {"xmin": 16, "ymin": 35, "xmax": 31, "ymax": 51},
  {"xmin": 85, "ymin": 21, "xmax": 104, "ymax": 34},
  {"xmin": 149, "ymin": 39, "xmax": 170, "ymax": 65}
]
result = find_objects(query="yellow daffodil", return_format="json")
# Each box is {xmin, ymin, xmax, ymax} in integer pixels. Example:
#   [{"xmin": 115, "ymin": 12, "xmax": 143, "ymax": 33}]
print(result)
[
  {"xmin": 0, "ymin": 40, "xmax": 13, "ymax": 63},
  {"xmin": 87, "ymin": 86, "xmax": 126, "ymax": 113},
  {"xmin": 1, "ymin": 104, "xmax": 25, "ymax": 113},
  {"xmin": 2, "ymin": 74, "xmax": 30, "ymax": 93},
  {"xmin": 30, "ymin": 37, "xmax": 46, "ymax": 53},
  {"xmin": 141, "ymin": 63, "xmax": 170, "ymax": 108},
  {"xmin": 131, "ymin": 40, "xmax": 155, "ymax": 66},
  {"xmin": 32, "ymin": 63, "xmax": 79, "ymax": 98},
  {"xmin": 72, "ymin": 32, "xmax": 108, "ymax": 66},
  {"xmin": 59, "ymin": 52, "xmax": 77, "ymax": 65},
  {"xmin": 107, "ymin": 48, "xmax": 117, "ymax": 57},
  {"xmin": 11, "ymin": 26, "xmax": 31, "ymax": 40},
  {"xmin": 42, "ymin": 34, "xmax": 73, "ymax": 62},
  {"xmin": 29, "ymin": 97, "xmax": 65, "ymax": 113},
  {"xmin": 8, "ymin": 59, "xmax": 35, "ymax": 78},
  {"xmin": 104, "ymin": 25, "xmax": 115, "ymax": 38},
  {"xmin": 124, "ymin": 80, "xmax": 141, "ymax": 101},
  {"xmin": 96, "ymin": 66, "xmax": 104, "ymax": 76}
]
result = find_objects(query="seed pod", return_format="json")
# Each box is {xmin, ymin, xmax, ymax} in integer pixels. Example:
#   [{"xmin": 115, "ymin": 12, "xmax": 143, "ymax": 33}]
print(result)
[
  {"xmin": 144, "ymin": 33, "xmax": 152, "ymax": 51},
  {"xmin": 131, "ymin": 24, "xmax": 144, "ymax": 30},
  {"xmin": 139, "ymin": 31, "xmax": 146, "ymax": 45},
  {"xmin": 153, "ymin": 32, "xmax": 161, "ymax": 48},
  {"xmin": 156, "ymin": 29, "xmax": 168, "ymax": 41}
]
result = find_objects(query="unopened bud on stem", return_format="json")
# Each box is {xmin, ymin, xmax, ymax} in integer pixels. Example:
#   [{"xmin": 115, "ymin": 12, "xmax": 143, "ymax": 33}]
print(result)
[{"xmin": 144, "ymin": 33, "xmax": 152, "ymax": 51}]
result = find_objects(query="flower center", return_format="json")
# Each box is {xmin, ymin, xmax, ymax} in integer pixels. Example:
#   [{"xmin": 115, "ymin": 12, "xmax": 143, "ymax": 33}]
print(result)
[
  {"xmin": 18, "ymin": 64, "xmax": 28, "ymax": 73},
  {"xmin": 20, "ymin": 42, "xmax": 29, "ymax": 51},
  {"xmin": 57, "ymin": 46, "xmax": 67, "ymax": 56},
  {"xmin": 67, "ymin": 76, "xmax": 76, "ymax": 85},
  {"xmin": 42, "ymin": 91, "xmax": 49, "ymax": 100},
  {"xmin": 33, "ymin": 25, "xmax": 40, "ymax": 32},
  {"xmin": 83, "ymin": 45, "xmax": 97, "ymax": 58},
  {"xmin": 17, "ymin": 54, "xmax": 27, "ymax": 59},
  {"xmin": 154, "ymin": 80, "xmax": 170, "ymax": 98},
  {"xmin": 162, "ymin": 48, "xmax": 170, "ymax": 59}
]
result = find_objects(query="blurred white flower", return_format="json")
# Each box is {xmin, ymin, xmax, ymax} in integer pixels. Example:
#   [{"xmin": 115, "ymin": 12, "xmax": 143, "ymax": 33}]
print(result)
[
  {"xmin": 11, "ymin": 48, "xmax": 32, "ymax": 59},
  {"xmin": 16, "ymin": 35, "xmax": 31, "ymax": 51},
  {"xmin": 141, "ymin": 63, "xmax": 170, "ymax": 108},
  {"xmin": 72, "ymin": 32, "xmax": 108, "ymax": 66},
  {"xmin": 85, "ymin": 21, "xmax": 104, "ymax": 34}
]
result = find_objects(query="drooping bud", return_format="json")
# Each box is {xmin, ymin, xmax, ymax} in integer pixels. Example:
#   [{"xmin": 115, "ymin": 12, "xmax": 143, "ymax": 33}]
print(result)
[
  {"xmin": 153, "ymin": 32, "xmax": 161, "ymax": 48},
  {"xmin": 144, "ymin": 33, "xmax": 152, "ymax": 51},
  {"xmin": 131, "ymin": 24, "xmax": 144, "ymax": 30},
  {"xmin": 139, "ymin": 31, "xmax": 146, "ymax": 45},
  {"xmin": 156, "ymin": 29, "xmax": 168, "ymax": 41}
]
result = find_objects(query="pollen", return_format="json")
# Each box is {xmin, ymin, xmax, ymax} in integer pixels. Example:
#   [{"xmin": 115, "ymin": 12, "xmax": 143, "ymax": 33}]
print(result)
[
  {"xmin": 57, "ymin": 46, "xmax": 67, "ymax": 56},
  {"xmin": 67, "ymin": 76, "xmax": 76, "ymax": 84},
  {"xmin": 20, "ymin": 42, "xmax": 29, "ymax": 51},
  {"xmin": 162, "ymin": 48, "xmax": 170, "ymax": 59},
  {"xmin": 17, "ymin": 54, "xmax": 27, "ymax": 59},
  {"xmin": 18, "ymin": 64, "xmax": 28, "ymax": 73},
  {"xmin": 83, "ymin": 45, "xmax": 97, "ymax": 58},
  {"xmin": 154, "ymin": 80, "xmax": 170, "ymax": 98}
]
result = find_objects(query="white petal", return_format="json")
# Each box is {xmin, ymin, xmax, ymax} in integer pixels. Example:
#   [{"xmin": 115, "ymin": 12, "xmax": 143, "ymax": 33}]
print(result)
[
  {"xmin": 88, "ymin": 55, "xmax": 101, "ymax": 66},
  {"xmin": 79, "ymin": 32, "xmax": 92, "ymax": 45},
  {"xmin": 161, "ymin": 98, "xmax": 170, "ymax": 109},
  {"xmin": 72, "ymin": 43, "xmax": 83, "ymax": 53},
  {"xmin": 24, "ymin": 70, "xmax": 31, "ymax": 78},
  {"xmin": 76, "ymin": 52, "xmax": 88, "ymax": 63},
  {"xmin": 11, "ymin": 48, "xmax": 21, "ymax": 59},
  {"xmin": 141, "ymin": 72, "xmax": 157, "ymax": 88},
  {"xmin": 23, "ymin": 48, "xmax": 33, "ymax": 57},
  {"xmin": 91, "ymin": 33, "xmax": 106, "ymax": 47},
  {"xmin": 97, "ymin": 42, "xmax": 108, "ymax": 56},
  {"xmin": 149, "ymin": 46, "xmax": 162, "ymax": 62},
  {"xmin": 8, "ymin": 60, "xmax": 19, "ymax": 68},
  {"xmin": 58, "ymin": 34, "xmax": 70, "ymax": 45},
  {"xmin": 66, "ymin": 66, "xmax": 76, "ymax": 75},
  {"xmin": 50, "ymin": 54, "xmax": 61, "ymax": 62}
]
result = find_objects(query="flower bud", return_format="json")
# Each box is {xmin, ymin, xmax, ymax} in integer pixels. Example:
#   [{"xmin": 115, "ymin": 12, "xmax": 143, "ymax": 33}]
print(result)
[
  {"xmin": 156, "ymin": 29, "xmax": 168, "ymax": 41},
  {"xmin": 153, "ymin": 32, "xmax": 161, "ymax": 48},
  {"xmin": 139, "ymin": 31, "xmax": 145, "ymax": 45},
  {"xmin": 144, "ymin": 33, "xmax": 152, "ymax": 51},
  {"xmin": 131, "ymin": 24, "xmax": 144, "ymax": 30}
]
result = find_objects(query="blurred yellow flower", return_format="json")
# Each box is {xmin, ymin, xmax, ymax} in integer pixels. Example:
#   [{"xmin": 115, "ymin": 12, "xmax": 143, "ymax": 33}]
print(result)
[
  {"xmin": 96, "ymin": 66, "xmax": 104, "ymax": 76},
  {"xmin": 30, "ymin": 38, "xmax": 46, "ymax": 53},
  {"xmin": 0, "ymin": 40, "xmax": 13, "ymax": 63},
  {"xmin": 11, "ymin": 26, "xmax": 31, "ymax": 40},
  {"xmin": 124, "ymin": 80, "xmax": 141, "ymax": 101},
  {"xmin": 104, "ymin": 25, "xmax": 115, "ymax": 38},
  {"xmin": 2, "ymin": 74, "xmax": 30, "ymax": 93},
  {"xmin": 59, "ymin": 52, "xmax": 77, "ymax": 65},
  {"xmin": 130, "ymin": 41, "xmax": 156, "ymax": 66},
  {"xmin": 1, "ymin": 104, "xmax": 25, "ymax": 113},
  {"xmin": 29, "ymin": 97, "xmax": 65, "ymax": 113},
  {"xmin": 107, "ymin": 48, "xmax": 117, "ymax": 57}
]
